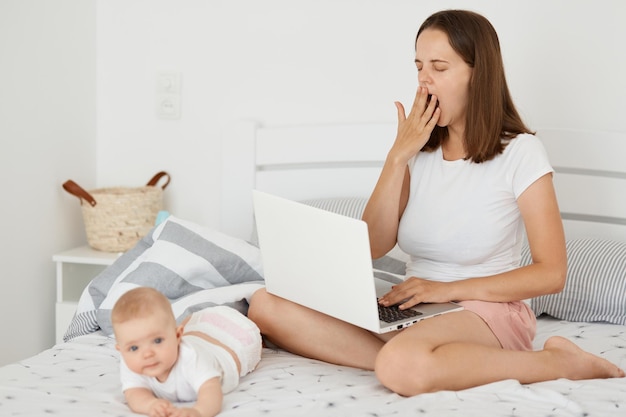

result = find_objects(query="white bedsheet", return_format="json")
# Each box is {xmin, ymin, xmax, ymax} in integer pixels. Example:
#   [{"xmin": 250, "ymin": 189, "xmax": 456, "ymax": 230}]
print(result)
[{"xmin": 1, "ymin": 317, "xmax": 624, "ymax": 417}]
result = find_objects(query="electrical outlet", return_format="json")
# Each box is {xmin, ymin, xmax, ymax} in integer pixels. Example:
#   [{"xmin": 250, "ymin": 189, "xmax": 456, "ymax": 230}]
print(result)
[{"xmin": 156, "ymin": 72, "xmax": 181, "ymax": 119}]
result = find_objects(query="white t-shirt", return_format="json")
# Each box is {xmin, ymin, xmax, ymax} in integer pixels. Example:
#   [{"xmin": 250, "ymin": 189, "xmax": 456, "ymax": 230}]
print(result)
[
  {"xmin": 119, "ymin": 335, "xmax": 238, "ymax": 403},
  {"xmin": 397, "ymin": 134, "xmax": 553, "ymax": 282}
]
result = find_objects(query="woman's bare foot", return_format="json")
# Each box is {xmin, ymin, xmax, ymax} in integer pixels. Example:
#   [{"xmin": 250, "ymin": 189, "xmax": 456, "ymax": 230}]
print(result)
[{"xmin": 544, "ymin": 336, "xmax": 625, "ymax": 380}]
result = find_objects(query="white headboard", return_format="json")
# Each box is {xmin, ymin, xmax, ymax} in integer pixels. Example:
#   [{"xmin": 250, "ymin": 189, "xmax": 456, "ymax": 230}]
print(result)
[
  {"xmin": 221, "ymin": 121, "xmax": 626, "ymax": 243},
  {"xmin": 536, "ymin": 127, "xmax": 626, "ymax": 242},
  {"xmin": 221, "ymin": 121, "xmax": 395, "ymax": 239}
]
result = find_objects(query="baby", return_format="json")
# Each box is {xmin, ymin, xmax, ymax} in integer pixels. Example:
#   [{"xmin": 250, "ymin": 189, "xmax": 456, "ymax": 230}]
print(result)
[{"xmin": 111, "ymin": 287, "xmax": 262, "ymax": 417}]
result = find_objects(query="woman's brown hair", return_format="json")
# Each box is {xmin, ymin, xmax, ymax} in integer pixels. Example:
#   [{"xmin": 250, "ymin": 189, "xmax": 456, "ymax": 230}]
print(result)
[{"xmin": 417, "ymin": 10, "xmax": 533, "ymax": 163}]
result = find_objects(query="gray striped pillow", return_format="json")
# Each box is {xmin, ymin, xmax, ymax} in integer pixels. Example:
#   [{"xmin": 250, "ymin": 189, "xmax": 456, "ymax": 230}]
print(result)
[
  {"xmin": 300, "ymin": 197, "xmax": 368, "ymax": 220},
  {"xmin": 65, "ymin": 216, "xmax": 264, "ymax": 340},
  {"xmin": 523, "ymin": 239, "xmax": 626, "ymax": 325}
]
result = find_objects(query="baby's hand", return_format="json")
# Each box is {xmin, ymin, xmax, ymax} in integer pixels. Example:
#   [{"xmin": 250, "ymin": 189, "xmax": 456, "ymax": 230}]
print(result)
[
  {"xmin": 168, "ymin": 406, "xmax": 202, "ymax": 417},
  {"xmin": 148, "ymin": 399, "xmax": 175, "ymax": 417}
]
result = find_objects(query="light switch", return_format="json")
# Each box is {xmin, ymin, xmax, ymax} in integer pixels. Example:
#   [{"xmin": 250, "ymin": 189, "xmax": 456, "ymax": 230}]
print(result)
[{"xmin": 156, "ymin": 72, "xmax": 181, "ymax": 119}]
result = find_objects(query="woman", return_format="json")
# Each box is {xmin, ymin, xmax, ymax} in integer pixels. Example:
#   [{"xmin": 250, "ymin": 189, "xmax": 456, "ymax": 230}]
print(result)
[{"xmin": 248, "ymin": 9, "xmax": 624, "ymax": 396}]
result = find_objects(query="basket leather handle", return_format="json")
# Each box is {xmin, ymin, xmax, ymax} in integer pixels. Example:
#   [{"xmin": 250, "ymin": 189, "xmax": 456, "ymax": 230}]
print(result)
[
  {"xmin": 146, "ymin": 171, "xmax": 171, "ymax": 190},
  {"xmin": 63, "ymin": 172, "xmax": 169, "ymax": 207},
  {"xmin": 62, "ymin": 180, "xmax": 97, "ymax": 207}
]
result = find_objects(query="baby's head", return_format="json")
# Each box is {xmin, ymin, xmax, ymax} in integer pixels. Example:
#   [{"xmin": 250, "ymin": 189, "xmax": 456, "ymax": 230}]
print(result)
[
  {"xmin": 112, "ymin": 287, "xmax": 182, "ymax": 381},
  {"xmin": 111, "ymin": 286, "xmax": 175, "ymax": 327}
]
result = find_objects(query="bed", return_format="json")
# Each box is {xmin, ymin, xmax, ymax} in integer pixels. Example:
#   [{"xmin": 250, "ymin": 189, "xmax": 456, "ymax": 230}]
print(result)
[{"xmin": 1, "ymin": 122, "xmax": 625, "ymax": 416}]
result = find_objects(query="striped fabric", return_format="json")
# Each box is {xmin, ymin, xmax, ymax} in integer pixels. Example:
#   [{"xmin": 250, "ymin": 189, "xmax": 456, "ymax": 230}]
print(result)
[
  {"xmin": 64, "ymin": 216, "xmax": 265, "ymax": 341},
  {"xmin": 300, "ymin": 197, "xmax": 368, "ymax": 219},
  {"xmin": 524, "ymin": 239, "xmax": 626, "ymax": 325}
]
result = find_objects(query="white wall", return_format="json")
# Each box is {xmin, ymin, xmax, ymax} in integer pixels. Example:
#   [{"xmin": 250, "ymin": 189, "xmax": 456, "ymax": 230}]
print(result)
[
  {"xmin": 1, "ymin": 0, "xmax": 625, "ymax": 364},
  {"xmin": 0, "ymin": 0, "xmax": 96, "ymax": 365}
]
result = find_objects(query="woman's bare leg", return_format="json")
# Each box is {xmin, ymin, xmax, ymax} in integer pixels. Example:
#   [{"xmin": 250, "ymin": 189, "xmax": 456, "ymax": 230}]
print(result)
[
  {"xmin": 375, "ymin": 310, "xmax": 625, "ymax": 396},
  {"xmin": 248, "ymin": 288, "xmax": 386, "ymax": 370}
]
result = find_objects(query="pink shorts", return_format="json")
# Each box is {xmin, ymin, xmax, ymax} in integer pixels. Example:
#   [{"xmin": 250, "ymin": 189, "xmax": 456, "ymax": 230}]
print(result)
[{"xmin": 458, "ymin": 300, "xmax": 536, "ymax": 351}]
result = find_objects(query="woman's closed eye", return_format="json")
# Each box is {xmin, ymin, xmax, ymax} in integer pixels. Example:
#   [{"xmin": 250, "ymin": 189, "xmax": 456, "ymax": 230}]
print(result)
[{"xmin": 415, "ymin": 59, "xmax": 449, "ymax": 72}]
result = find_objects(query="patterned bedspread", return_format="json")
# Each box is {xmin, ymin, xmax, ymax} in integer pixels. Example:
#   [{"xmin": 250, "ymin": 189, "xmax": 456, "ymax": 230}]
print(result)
[{"xmin": 1, "ymin": 317, "xmax": 624, "ymax": 417}]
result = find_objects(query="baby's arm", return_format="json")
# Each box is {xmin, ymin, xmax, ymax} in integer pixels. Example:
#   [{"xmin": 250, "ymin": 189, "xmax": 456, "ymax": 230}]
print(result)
[
  {"xmin": 168, "ymin": 377, "xmax": 223, "ymax": 417},
  {"xmin": 194, "ymin": 377, "xmax": 223, "ymax": 417},
  {"xmin": 124, "ymin": 387, "xmax": 174, "ymax": 417}
]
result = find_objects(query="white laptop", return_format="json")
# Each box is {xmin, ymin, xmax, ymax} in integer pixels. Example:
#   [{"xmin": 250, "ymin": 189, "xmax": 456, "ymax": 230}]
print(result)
[{"xmin": 252, "ymin": 190, "xmax": 463, "ymax": 334}]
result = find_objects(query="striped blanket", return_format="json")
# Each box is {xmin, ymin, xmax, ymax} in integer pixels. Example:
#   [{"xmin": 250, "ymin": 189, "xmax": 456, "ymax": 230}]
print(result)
[{"xmin": 64, "ymin": 215, "xmax": 265, "ymax": 341}]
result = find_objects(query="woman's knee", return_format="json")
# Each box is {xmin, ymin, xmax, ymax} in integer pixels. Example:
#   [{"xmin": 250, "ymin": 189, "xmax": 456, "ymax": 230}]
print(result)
[
  {"xmin": 248, "ymin": 288, "xmax": 288, "ymax": 337},
  {"xmin": 248, "ymin": 288, "xmax": 274, "ymax": 330},
  {"xmin": 374, "ymin": 342, "xmax": 434, "ymax": 396}
]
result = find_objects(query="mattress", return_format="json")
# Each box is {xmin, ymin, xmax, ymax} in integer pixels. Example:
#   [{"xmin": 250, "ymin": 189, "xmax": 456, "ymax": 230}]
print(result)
[{"xmin": 1, "ymin": 316, "xmax": 624, "ymax": 417}]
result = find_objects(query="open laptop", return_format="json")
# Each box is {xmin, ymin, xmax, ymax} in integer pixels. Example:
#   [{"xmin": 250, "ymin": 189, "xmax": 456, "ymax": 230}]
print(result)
[{"xmin": 252, "ymin": 190, "xmax": 463, "ymax": 334}]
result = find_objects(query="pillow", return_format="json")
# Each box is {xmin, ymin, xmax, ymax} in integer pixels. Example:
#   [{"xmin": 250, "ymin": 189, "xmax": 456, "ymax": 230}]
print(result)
[
  {"xmin": 300, "ymin": 197, "xmax": 369, "ymax": 220},
  {"xmin": 64, "ymin": 215, "xmax": 265, "ymax": 340},
  {"xmin": 522, "ymin": 238, "xmax": 626, "ymax": 325}
]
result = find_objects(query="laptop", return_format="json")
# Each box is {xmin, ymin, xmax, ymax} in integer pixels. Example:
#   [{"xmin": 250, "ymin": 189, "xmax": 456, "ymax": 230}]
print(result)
[{"xmin": 252, "ymin": 190, "xmax": 463, "ymax": 334}]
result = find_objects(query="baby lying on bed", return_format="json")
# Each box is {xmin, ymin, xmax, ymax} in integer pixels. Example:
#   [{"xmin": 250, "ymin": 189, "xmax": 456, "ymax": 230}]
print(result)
[{"xmin": 111, "ymin": 287, "xmax": 262, "ymax": 417}]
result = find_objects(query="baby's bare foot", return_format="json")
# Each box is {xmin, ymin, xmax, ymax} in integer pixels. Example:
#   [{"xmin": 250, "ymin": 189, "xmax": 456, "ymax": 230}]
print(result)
[{"xmin": 544, "ymin": 336, "xmax": 625, "ymax": 380}]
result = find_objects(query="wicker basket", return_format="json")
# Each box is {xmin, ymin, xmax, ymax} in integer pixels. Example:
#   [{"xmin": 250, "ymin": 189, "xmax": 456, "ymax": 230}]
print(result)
[{"xmin": 62, "ymin": 172, "xmax": 171, "ymax": 252}]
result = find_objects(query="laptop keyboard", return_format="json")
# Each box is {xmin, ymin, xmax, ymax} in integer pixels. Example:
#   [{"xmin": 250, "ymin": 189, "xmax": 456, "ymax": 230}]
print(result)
[{"xmin": 378, "ymin": 303, "xmax": 423, "ymax": 323}]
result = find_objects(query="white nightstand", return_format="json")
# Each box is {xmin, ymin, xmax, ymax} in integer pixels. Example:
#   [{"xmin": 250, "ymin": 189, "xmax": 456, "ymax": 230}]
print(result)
[{"xmin": 52, "ymin": 246, "xmax": 122, "ymax": 343}]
